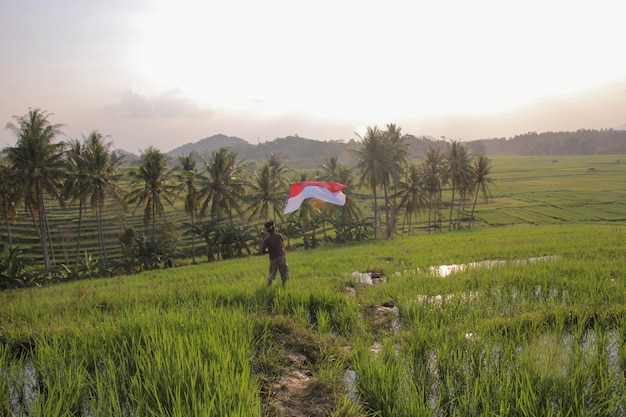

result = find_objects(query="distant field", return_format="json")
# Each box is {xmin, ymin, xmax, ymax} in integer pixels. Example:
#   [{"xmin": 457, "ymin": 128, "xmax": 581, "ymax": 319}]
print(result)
[{"xmin": 471, "ymin": 154, "xmax": 626, "ymax": 228}]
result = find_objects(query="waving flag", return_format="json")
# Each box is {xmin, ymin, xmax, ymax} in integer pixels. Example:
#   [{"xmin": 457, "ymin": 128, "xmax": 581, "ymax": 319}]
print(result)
[{"xmin": 283, "ymin": 181, "xmax": 348, "ymax": 214}]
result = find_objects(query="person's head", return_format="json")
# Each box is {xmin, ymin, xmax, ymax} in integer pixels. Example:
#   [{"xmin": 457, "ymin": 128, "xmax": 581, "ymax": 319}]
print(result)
[{"xmin": 264, "ymin": 220, "xmax": 275, "ymax": 233}]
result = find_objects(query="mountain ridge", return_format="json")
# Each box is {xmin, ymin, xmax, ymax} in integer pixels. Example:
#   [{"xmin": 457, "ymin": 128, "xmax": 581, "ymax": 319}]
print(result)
[{"xmin": 114, "ymin": 127, "xmax": 626, "ymax": 168}]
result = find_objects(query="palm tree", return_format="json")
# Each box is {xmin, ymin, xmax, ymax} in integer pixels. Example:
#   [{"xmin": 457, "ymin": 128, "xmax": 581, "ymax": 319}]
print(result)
[
  {"xmin": 355, "ymin": 126, "xmax": 385, "ymax": 239},
  {"xmin": 198, "ymin": 147, "xmax": 246, "ymax": 224},
  {"xmin": 320, "ymin": 157, "xmax": 358, "ymax": 218},
  {"xmin": 382, "ymin": 123, "xmax": 410, "ymax": 238},
  {"xmin": 176, "ymin": 153, "xmax": 201, "ymax": 263},
  {"xmin": 4, "ymin": 108, "xmax": 66, "ymax": 269},
  {"xmin": 0, "ymin": 161, "xmax": 19, "ymax": 250},
  {"xmin": 422, "ymin": 145, "xmax": 446, "ymax": 233},
  {"xmin": 184, "ymin": 217, "xmax": 222, "ymax": 262},
  {"xmin": 267, "ymin": 152, "xmax": 289, "ymax": 186},
  {"xmin": 445, "ymin": 140, "xmax": 471, "ymax": 231},
  {"xmin": 63, "ymin": 138, "xmax": 90, "ymax": 265},
  {"xmin": 287, "ymin": 172, "xmax": 321, "ymax": 248},
  {"xmin": 468, "ymin": 155, "xmax": 495, "ymax": 230},
  {"xmin": 394, "ymin": 163, "xmax": 427, "ymax": 236},
  {"xmin": 82, "ymin": 131, "xmax": 126, "ymax": 259},
  {"xmin": 245, "ymin": 154, "xmax": 289, "ymax": 225},
  {"xmin": 456, "ymin": 165, "xmax": 476, "ymax": 230},
  {"xmin": 127, "ymin": 147, "xmax": 178, "ymax": 241},
  {"xmin": 319, "ymin": 156, "xmax": 360, "ymax": 238},
  {"xmin": 320, "ymin": 156, "xmax": 342, "ymax": 181}
]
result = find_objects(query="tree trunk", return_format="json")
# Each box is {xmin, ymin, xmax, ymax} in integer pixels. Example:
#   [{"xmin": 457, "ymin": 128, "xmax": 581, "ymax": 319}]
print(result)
[
  {"xmin": 75, "ymin": 200, "xmax": 84, "ymax": 267},
  {"xmin": 427, "ymin": 194, "xmax": 433, "ymax": 233},
  {"xmin": 372, "ymin": 185, "xmax": 379, "ymax": 239},
  {"xmin": 468, "ymin": 186, "xmax": 480, "ymax": 230},
  {"xmin": 37, "ymin": 189, "xmax": 51, "ymax": 270},
  {"xmin": 96, "ymin": 205, "xmax": 107, "ymax": 259},
  {"xmin": 5, "ymin": 216, "xmax": 13, "ymax": 251},
  {"xmin": 152, "ymin": 198, "xmax": 157, "ymax": 241},
  {"xmin": 43, "ymin": 205, "xmax": 56, "ymax": 264},
  {"xmin": 456, "ymin": 189, "xmax": 465, "ymax": 230},
  {"xmin": 383, "ymin": 183, "xmax": 392, "ymax": 239},
  {"xmin": 448, "ymin": 186, "xmax": 456, "ymax": 232},
  {"xmin": 190, "ymin": 209, "xmax": 197, "ymax": 264}
]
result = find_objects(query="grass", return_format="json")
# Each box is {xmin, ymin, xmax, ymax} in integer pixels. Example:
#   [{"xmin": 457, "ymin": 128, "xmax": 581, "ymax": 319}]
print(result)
[
  {"xmin": 0, "ymin": 223, "xmax": 625, "ymax": 416},
  {"xmin": 1, "ymin": 154, "xmax": 626, "ymax": 415}
]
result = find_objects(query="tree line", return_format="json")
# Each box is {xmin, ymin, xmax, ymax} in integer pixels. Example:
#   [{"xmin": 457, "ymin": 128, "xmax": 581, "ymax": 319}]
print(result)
[
  {"xmin": 475, "ymin": 129, "xmax": 626, "ymax": 155},
  {"xmin": 0, "ymin": 108, "xmax": 494, "ymax": 288}
]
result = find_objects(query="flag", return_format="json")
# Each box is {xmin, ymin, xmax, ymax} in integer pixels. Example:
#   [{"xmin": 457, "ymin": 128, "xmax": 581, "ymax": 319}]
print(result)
[{"xmin": 283, "ymin": 181, "xmax": 348, "ymax": 214}]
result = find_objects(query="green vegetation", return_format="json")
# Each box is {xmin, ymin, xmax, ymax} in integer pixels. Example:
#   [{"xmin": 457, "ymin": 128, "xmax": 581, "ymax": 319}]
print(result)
[
  {"xmin": 1, "ymin": 109, "xmax": 625, "ymax": 415},
  {"xmin": 0, "ymin": 224, "xmax": 625, "ymax": 416},
  {"xmin": 3, "ymin": 110, "xmax": 624, "ymax": 289},
  {"xmin": 476, "ymin": 155, "xmax": 626, "ymax": 227},
  {"xmin": 3, "ymin": 117, "xmax": 506, "ymax": 284}
]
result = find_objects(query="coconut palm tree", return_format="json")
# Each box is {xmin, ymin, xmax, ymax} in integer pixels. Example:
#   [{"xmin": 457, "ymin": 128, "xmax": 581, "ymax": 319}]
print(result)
[
  {"xmin": 285, "ymin": 172, "xmax": 322, "ymax": 248},
  {"xmin": 320, "ymin": 157, "xmax": 358, "ymax": 218},
  {"xmin": 198, "ymin": 147, "xmax": 246, "ymax": 224},
  {"xmin": 355, "ymin": 126, "xmax": 386, "ymax": 239},
  {"xmin": 319, "ymin": 156, "xmax": 361, "ymax": 239},
  {"xmin": 394, "ymin": 163, "xmax": 427, "ymax": 236},
  {"xmin": 0, "ymin": 160, "xmax": 19, "ymax": 250},
  {"xmin": 267, "ymin": 152, "xmax": 289, "ymax": 186},
  {"xmin": 445, "ymin": 140, "xmax": 472, "ymax": 231},
  {"xmin": 4, "ymin": 108, "xmax": 66, "ymax": 269},
  {"xmin": 82, "ymin": 131, "xmax": 126, "ymax": 259},
  {"xmin": 320, "ymin": 156, "xmax": 342, "ymax": 181},
  {"xmin": 245, "ymin": 154, "xmax": 289, "ymax": 225},
  {"xmin": 468, "ymin": 155, "xmax": 495, "ymax": 230},
  {"xmin": 127, "ymin": 147, "xmax": 178, "ymax": 241},
  {"xmin": 422, "ymin": 145, "xmax": 446, "ymax": 233},
  {"xmin": 176, "ymin": 153, "xmax": 201, "ymax": 263},
  {"xmin": 381, "ymin": 123, "xmax": 410, "ymax": 238},
  {"xmin": 63, "ymin": 138, "xmax": 90, "ymax": 265}
]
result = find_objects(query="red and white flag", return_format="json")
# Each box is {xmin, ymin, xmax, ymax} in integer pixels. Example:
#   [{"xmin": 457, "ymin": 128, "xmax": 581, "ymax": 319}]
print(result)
[{"xmin": 283, "ymin": 181, "xmax": 348, "ymax": 214}]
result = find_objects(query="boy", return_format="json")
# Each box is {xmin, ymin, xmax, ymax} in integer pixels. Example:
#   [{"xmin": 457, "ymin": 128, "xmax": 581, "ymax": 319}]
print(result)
[{"xmin": 260, "ymin": 220, "xmax": 290, "ymax": 288}]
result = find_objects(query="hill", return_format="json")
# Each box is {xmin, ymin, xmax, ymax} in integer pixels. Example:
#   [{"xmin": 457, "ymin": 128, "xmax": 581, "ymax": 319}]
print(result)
[
  {"xmin": 167, "ymin": 134, "xmax": 249, "ymax": 159},
  {"xmin": 116, "ymin": 128, "xmax": 626, "ymax": 168},
  {"xmin": 165, "ymin": 134, "xmax": 361, "ymax": 169},
  {"xmin": 473, "ymin": 128, "xmax": 626, "ymax": 155}
]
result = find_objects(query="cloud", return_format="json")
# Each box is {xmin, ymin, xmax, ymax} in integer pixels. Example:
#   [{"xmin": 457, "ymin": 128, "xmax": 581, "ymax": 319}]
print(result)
[{"xmin": 107, "ymin": 89, "xmax": 214, "ymax": 119}]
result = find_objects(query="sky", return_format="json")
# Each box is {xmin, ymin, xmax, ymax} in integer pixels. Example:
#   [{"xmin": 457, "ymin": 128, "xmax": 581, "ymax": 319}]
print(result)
[{"xmin": 1, "ymin": 0, "xmax": 625, "ymax": 154}]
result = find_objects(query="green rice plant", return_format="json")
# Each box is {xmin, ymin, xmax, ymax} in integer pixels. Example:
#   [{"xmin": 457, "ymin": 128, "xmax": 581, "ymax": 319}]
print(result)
[
  {"xmin": 126, "ymin": 307, "xmax": 261, "ymax": 416},
  {"xmin": 86, "ymin": 355, "xmax": 133, "ymax": 417},
  {"xmin": 0, "ymin": 343, "xmax": 11, "ymax": 415},
  {"xmin": 0, "ymin": 223, "xmax": 625, "ymax": 415},
  {"xmin": 315, "ymin": 308, "xmax": 332, "ymax": 335},
  {"xmin": 329, "ymin": 395, "xmax": 370, "ymax": 417},
  {"xmin": 29, "ymin": 334, "xmax": 90, "ymax": 416},
  {"xmin": 351, "ymin": 337, "xmax": 404, "ymax": 416},
  {"xmin": 251, "ymin": 317, "xmax": 287, "ymax": 380},
  {"xmin": 292, "ymin": 302, "xmax": 312, "ymax": 329}
]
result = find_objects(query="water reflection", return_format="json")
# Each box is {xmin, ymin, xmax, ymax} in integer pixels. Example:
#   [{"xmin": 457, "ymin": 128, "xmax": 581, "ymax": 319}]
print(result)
[{"xmin": 428, "ymin": 256, "xmax": 558, "ymax": 277}]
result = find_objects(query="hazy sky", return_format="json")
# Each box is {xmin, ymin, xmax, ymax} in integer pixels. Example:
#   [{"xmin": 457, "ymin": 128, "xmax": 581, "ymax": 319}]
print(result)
[{"xmin": 2, "ymin": 0, "xmax": 625, "ymax": 153}]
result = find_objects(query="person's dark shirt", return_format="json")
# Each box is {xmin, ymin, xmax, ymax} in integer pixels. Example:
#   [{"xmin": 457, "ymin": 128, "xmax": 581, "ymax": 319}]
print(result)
[{"xmin": 261, "ymin": 232, "xmax": 286, "ymax": 259}]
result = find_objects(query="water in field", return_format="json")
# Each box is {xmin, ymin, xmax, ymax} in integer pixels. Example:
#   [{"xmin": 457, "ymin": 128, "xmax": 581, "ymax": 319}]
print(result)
[
  {"xmin": 349, "ymin": 270, "xmax": 386, "ymax": 285},
  {"xmin": 344, "ymin": 254, "xmax": 624, "ymax": 415},
  {"xmin": 427, "ymin": 255, "xmax": 559, "ymax": 277},
  {"xmin": 346, "ymin": 328, "xmax": 624, "ymax": 416}
]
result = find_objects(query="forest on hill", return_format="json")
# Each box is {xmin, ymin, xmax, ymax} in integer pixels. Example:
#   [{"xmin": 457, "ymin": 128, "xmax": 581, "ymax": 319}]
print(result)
[
  {"xmin": 129, "ymin": 128, "xmax": 626, "ymax": 169},
  {"xmin": 474, "ymin": 129, "xmax": 626, "ymax": 156}
]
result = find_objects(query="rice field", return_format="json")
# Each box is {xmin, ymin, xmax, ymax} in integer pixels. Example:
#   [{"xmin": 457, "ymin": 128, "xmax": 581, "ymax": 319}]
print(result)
[
  {"xmin": 1, "ymin": 222, "xmax": 625, "ymax": 416},
  {"xmin": 471, "ymin": 155, "xmax": 626, "ymax": 228}
]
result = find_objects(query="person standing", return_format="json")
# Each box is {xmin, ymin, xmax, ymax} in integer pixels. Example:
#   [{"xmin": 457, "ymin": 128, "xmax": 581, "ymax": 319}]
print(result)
[{"xmin": 260, "ymin": 220, "xmax": 290, "ymax": 288}]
